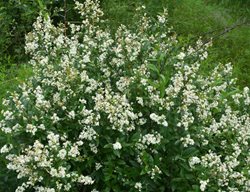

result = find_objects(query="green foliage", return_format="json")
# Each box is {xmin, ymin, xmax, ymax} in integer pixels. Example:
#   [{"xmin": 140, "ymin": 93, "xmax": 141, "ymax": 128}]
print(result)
[
  {"xmin": 205, "ymin": 0, "xmax": 250, "ymax": 15},
  {"xmin": 0, "ymin": 0, "xmax": 37, "ymax": 62},
  {"xmin": 100, "ymin": 0, "xmax": 168, "ymax": 32},
  {"xmin": 0, "ymin": 0, "xmax": 70, "ymax": 64},
  {"xmin": 0, "ymin": 64, "xmax": 32, "ymax": 108},
  {"xmin": 0, "ymin": 63, "xmax": 32, "ymax": 192}
]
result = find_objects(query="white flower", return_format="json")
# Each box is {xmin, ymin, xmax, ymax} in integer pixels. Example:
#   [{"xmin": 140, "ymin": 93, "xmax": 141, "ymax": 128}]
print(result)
[
  {"xmin": 58, "ymin": 166, "xmax": 66, "ymax": 178},
  {"xmin": 3, "ymin": 111, "xmax": 14, "ymax": 120},
  {"xmin": 177, "ymin": 52, "xmax": 186, "ymax": 60},
  {"xmin": 47, "ymin": 132, "xmax": 60, "ymax": 148},
  {"xmin": 68, "ymin": 145, "xmax": 80, "ymax": 157},
  {"xmin": 78, "ymin": 175, "xmax": 94, "ymax": 185},
  {"xmin": 83, "ymin": 54, "xmax": 90, "ymax": 63},
  {"xmin": 64, "ymin": 183, "xmax": 71, "ymax": 191},
  {"xmin": 200, "ymin": 179, "xmax": 209, "ymax": 191},
  {"xmin": 135, "ymin": 182, "xmax": 142, "ymax": 191},
  {"xmin": 180, "ymin": 134, "xmax": 195, "ymax": 147},
  {"xmin": 50, "ymin": 168, "xmax": 58, "ymax": 177},
  {"xmin": 51, "ymin": 113, "xmax": 60, "ymax": 123},
  {"xmin": 58, "ymin": 149, "xmax": 67, "ymax": 159},
  {"xmin": 95, "ymin": 163, "xmax": 102, "ymax": 170},
  {"xmin": 38, "ymin": 124, "xmax": 45, "ymax": 130},
  {"xmin": 148, "ymin": 165, "xmax": 162, "ymax": 179},
  {"xmin": 79, "ymin": 127, "xmax": 97, "ymax": 140},
  {"xmin": 26, "ymin": 124, "xmax": 37, "ymax": 135},
  {"xmin": 189, "ymin": 157, "xmax": 201, "ymax": 167},
  {"xmin": 34, "ymin": 186, "xmax": 56, "ymax": 192},
  {"xmin": 0, "ymin": 144, "xmax": 13, "ymax": 153},
  {"xmin": 141, "ymin": 133, "xmax": 162, "ymax": 146},
  {"xmin": 136, "ymin": 97, "xmax": 144, "ymax": 106},
  {"xmin": 89, "ymin": 143, "xmax": 98, "ymax": 154},
  {"xmin": 149, "ymin": 113, "xmax": 168, "ymax": 127},
  {"xmin": 68, "ymin": 110, "xmax": 76, "ymax": 119},
  {"xmin": 162, "ymin": 121, "xmax": 168, "ymax": 127},
  {"xmin": 113, "ymin": 142, "xmax": 122, "ymax": 150},
  {"xmin": 157, "ymin": 15, "xmax": 166, "ymax": 23}
]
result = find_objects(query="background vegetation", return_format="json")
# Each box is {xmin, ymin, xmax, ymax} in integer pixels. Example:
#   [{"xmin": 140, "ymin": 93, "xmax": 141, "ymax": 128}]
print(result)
[
  {"xmin": 0, "ymin": 0, "xmax": 249, "ymax": 90},
  {"xmin": 0, "ymin": 0, "xmax": 249, "ymax": 191}
]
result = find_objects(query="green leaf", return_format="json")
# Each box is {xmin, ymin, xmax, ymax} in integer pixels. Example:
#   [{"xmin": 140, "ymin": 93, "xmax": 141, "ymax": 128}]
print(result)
[
  {"xmin": 113, "ymin": 150, "xmax": 120, "ymax": 158},
  {"xmin": 182, "ymin": 147, "xmax": 199, "ymax": 158},
  {"xmin": 147, "ymin": 64, "xmax": 160, "ymax": 75},
  {"xmin": 104, "ymin": 144, "xmax": 112, "ymax": 149}
]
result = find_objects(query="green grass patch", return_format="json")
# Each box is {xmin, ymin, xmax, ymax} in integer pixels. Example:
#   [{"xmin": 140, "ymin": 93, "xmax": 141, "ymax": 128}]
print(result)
[
  {"xmin": 0, "ymin": 64, "xmax": 32, "ymax": 109},
  {"xmin": 101, "ymin": 0, "xmax": 250, "ymax": 87},
  {"xmin": 169, "ymin": 0, "xmax": 250, "ymax": 87}
]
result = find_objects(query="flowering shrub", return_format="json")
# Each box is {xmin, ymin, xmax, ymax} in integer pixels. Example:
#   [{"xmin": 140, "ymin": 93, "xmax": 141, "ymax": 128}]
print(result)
[{"xmin": 0, "ymin": 0, "xmax": 249, "ymax": 191}]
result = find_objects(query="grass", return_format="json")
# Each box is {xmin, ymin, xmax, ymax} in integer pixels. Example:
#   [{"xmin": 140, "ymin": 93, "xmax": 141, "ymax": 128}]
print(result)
[
  {"xmin": 171, "ymin": 0, "xmax": 250, "ymax": 87},
  {"xmin": 101, "ymin": 0, "xmax": 250, "ymax": 87},
  {"xmin": 0, "ymin": 64, "xmax": 32, "ymax": 109},
  {"xmin": 205, "ymin": 0, "xmax": 250, "ymax": 17}
]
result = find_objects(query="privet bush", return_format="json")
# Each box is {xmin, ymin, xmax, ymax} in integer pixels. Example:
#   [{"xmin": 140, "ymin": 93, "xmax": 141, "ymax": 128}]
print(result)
[{"xmin": 0, "ymin": 1, "xmax": 249, "ymax": 191}]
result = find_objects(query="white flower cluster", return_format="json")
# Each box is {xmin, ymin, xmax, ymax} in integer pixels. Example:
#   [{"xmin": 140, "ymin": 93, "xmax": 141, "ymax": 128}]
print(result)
[
  {"xmin": 0, "ymin": 0, "xmax": 249, "ymax": 191},
  {"xmin": 149, "ymin": 113, "xmax": 168, "ymax": 127},
  {"xmin": 135, "ymin": 182, "xmax": 142, "ymax": 191},
  {"xmin": 113, "ymin": 141, "xmax": 122, "ymax": 150},
  {"xmin": 0, "ymin": 144, "xmax": 13, "ymax": 153},
  {"xmin": 140, "ymin": 133, "xmax": 163, "ymax": 146}
]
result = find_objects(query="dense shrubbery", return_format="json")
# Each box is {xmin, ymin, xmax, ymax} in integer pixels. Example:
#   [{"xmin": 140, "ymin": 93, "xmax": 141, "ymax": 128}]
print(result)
[
  {"xmin": 1, "ymin": 0, "xmax": 249, "ymax": 87},
  {"xmin": 0, "ymin": 0, "xmax": 76, "ymax": 64},
  {"xmin": 0, "ymin": 1, "xmax": 249, "ymax": 191},
  {"xmin": 0, "ymin": 0, "xmax": 40, "ymax": 62}
]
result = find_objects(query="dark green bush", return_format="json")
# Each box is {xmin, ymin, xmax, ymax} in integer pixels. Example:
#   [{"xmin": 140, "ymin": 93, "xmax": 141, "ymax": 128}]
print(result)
[{"xmin": 0, "ymin": 0, "xmax": 75, "ymax": 64}]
